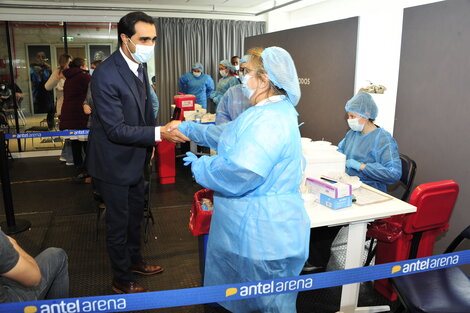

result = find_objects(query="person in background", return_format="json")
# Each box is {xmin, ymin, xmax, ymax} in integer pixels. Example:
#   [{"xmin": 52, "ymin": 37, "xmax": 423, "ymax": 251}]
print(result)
[
  {"xmin": 231, "ymin": 55, "xmax": 240, "ymax": 74},
  {"xmin": 60, "ymin": 57, "xmax": 91, "ymax": 179},
  {"xmin": 339, "ymin": 92, "xmax": 401, "ymax": 192},
  {"xmin": 87, "ymin": 11, "xmax": 188, "ymax": 294},
  {"xmin": 208, "ymin": 60, "xmax": 239, "ymax": 111},
  {"xmin": 151, "ymin": 76, "xmax": 157, "ymax": 93},
  {"xmin": 215, "ymin": 57, "xmax": 251, "ymax": 124},
  {"xmin": 306, "ymin": 92, "xmax": 402, "ymax": 272},
  {"xmin": 45, "ymin": 54, "xmax": 73, "ymax": 165},
  {"xmin": 178, "ymin": 62, "xmax": 214, "ymax": 109},
  {"xmin": 30, "ymin": 51, "xmax": 55, "ymax": 129},
  {"xmin": 0, "ymin": 229, "xmax": 69, "ymax": 303},
  {"xmin": 175, "ymin": 46, "xmax": 309, "ymax": 313}
]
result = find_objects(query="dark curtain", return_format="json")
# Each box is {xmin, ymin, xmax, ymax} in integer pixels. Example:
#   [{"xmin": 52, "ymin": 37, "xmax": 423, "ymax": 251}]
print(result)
[{"xmin": 154, "ymin": 17, "xmax": 265, "ymax": 125}]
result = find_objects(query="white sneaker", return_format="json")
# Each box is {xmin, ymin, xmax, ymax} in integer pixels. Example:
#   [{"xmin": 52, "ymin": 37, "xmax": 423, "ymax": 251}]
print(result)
[
  {"xmin": 59, "ymin": 157, "xmax": 66, "ymax": 162},
  {"xmin": 66, "ymin": 162, "xmax": 74, "ymax": 166}
]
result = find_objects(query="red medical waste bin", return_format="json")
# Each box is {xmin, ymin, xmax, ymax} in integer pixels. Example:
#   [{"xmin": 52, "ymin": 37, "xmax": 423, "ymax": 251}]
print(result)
[{"xmin": 155, "ymin": 139, "xmax": 175, "ymax": 184}]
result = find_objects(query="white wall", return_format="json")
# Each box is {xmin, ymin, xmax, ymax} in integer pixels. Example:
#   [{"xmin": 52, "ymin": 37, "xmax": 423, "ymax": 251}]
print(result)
[{"xmin": 265, "ymin": 0, "xmax": 444, "ymax": 134}]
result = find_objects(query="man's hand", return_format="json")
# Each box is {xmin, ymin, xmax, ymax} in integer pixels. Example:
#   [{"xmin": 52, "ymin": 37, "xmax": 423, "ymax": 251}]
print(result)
[
  {"xmin": 83, "ymin": 104, "xmax": 92, "ymax": 115},
  {"xmin": 160, "ymin": 121, "xmax": 190, "ymax": 143}
]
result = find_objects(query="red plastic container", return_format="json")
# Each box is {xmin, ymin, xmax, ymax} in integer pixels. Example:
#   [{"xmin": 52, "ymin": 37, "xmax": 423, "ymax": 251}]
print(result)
[
  {"xmin": 189, "ymin": 189, "xmax": 214, "ymax": 236},
  {"xmin": 174, "ymin": 94, "xmax": 196, "ymax": 111},
  {"xmin": 155, "ymin": 139, "xmax": 176, "ymax": 184}
]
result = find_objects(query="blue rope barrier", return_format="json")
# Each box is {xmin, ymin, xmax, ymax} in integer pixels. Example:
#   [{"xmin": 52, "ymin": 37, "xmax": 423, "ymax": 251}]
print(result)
[{"xmin": 0, "ymin": 250, "xmax": 468, "ymax": 313}]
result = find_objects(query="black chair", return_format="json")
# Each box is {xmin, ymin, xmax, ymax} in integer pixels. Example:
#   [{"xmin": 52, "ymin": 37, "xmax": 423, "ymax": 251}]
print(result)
[
  {"xmin": 391, "ymin": 225, "xmax": 470, "ymax": 313},
  {"xmin": 365, "ymin": 153, "xmax": 417, "ymax": 266},
  {"xmin": 388, "ymin": 153, "xmax": 417, "ymax": 201}
]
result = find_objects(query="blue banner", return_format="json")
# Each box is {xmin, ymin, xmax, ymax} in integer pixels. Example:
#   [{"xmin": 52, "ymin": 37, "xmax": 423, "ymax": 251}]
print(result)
[
  {"xmin": 0, "ymin": 250, "xmax": 468, "ymax": 313},
  {"xmin": 5, "ymin": 130, "xmax": 90, "ymax": 140}
]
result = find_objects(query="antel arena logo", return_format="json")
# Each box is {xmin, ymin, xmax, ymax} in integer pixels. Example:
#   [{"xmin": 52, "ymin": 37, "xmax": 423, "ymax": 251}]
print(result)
[
  {"xmin": 24, "ymin": 298, "xmax": 126, "ymax": 313},
  {"xmin": 225, "ymin": 277, "xmax": 313, "ymax": 298},
  {"xmin": 391, "ymin": 254, "xmax": 459, "ymax": 275}
]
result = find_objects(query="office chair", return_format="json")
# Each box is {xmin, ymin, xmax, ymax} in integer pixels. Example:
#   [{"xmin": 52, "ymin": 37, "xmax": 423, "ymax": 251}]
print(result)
[
  {"xmin": 391, "ymin": 224, "xmax": 470, "ymax": 313},
  {"xmin": 368, "ymin": 180, "xmax": 459, "ymax": 300},
  {"xmin": 365, "ymin": 153, "xmax": 417, "ymax": 266}
]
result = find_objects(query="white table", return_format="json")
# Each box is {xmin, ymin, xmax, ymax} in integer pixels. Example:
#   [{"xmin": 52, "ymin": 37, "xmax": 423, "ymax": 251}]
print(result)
[{"xmin": 304, "ymin": 184, "xmax": 416, "ymax": 313}]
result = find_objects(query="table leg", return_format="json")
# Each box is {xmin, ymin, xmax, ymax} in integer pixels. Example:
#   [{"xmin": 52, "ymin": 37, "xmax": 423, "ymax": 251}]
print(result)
[{"xmin": 337, "ymin": 221, "xmax": 390, "ymax": 313}]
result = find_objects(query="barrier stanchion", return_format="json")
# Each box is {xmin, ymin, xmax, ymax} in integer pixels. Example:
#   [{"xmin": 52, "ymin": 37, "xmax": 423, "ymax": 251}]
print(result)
[{"xmin": 0, "ymin": 131, "xmax": 31, "ymax": 234}]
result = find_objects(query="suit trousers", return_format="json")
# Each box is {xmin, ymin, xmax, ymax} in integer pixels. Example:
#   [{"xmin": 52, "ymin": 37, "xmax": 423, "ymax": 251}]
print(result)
[{"xmin": 94, "ymin": 176, "xmax": 145, "ymax": 282}]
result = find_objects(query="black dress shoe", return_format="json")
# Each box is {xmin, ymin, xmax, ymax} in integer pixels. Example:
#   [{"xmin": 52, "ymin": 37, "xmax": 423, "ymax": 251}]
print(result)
[
  {"xmin": 112, "ymin": 279, "xmax": 148, "ymax": 294},
  {"xmin": 131, "ymin": 261, "xmax": 164, "ymax": 276},
  {"xmin": 302, "ymin": 261, "xmax": 325, "ymax": 273}
]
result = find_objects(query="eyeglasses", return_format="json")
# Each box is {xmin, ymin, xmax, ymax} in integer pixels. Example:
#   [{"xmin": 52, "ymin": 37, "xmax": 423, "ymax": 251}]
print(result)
[{"xmin": 241, "ymin": 67, "xmax": 254, "ymax": 75}]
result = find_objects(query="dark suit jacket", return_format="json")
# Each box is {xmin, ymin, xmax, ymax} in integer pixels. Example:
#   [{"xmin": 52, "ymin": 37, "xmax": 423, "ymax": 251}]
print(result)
[{"xmin": 87, "ymin": 50, "xmax": 155, "ymax": 186}]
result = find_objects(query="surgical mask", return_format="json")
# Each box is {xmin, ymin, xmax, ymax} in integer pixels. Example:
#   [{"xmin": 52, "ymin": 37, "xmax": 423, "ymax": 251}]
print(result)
[
  {"xmin": 234, "ymin": 65, "xmax": 240, "ymax": 71},
  {"xmin": 0, "ymin": 85, "xmax": 5, "ymax": 90},
  {"xmin": 241, "ymin": 74, "xmax": 255, "ymax": 100},
  {"xmin": 89, "ymin": 69, "xmax": 94, "ymax": 75},
  {"xmin": 126, "ymin": 37, "xmax": 155, "ymax": 63},
  {"xmin": 219, "ymin": 70, "xmax": 228, "ymax": 77},
  {"xmin": 192, "ymin": 71, "xmax": 201, "ymax": 78},
  {"xmin": 347, "ymin": 118, "xmax": 364, "ymax": 132}
]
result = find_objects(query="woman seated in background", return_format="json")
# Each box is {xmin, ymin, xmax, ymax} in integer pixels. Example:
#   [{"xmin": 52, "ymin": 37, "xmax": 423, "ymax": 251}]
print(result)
[
  {"xmin": 306, "ymin": 92, "xmax": 402, "ymax": 272},
  {"xmin": 338, "ymin": 91, "xmax": 401, "ymax": 192}
]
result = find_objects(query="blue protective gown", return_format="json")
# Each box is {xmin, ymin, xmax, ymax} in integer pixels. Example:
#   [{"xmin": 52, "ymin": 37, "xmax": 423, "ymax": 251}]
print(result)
[
  {"xmin": 179, "ymin": 97, "xmax": 310, "ymax": 313},
  {"xmin": 209, "ymin": 75, "xmax": 239, "ymax": 105},
  {"xmin": 215, "ymin": 84, "xmax": 252, "ymax": 125},
  {"xmin": 337, "ymin": 128, "xmax": 401, "ymax": 192},
  {"xmin": 179, "ymin": 72, "xmax": 214, "ymax": 109}
]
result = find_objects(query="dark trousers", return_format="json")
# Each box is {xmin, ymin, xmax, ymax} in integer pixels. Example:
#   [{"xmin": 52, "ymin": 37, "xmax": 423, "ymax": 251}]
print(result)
[
  {"xmin": 71, "ymin": 140, "xmax": 87, "ymax": 171},
  {"xmin": 308, "ymin": 225, "xmax": 342, "ymax": 267},
  {"xmin": 94, "ymin": 176, "xmax": 145, "ymax": 282}
]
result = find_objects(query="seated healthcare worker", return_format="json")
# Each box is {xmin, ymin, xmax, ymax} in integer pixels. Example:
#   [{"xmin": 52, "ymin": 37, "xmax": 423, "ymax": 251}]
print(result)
[
  {"xmin": 178, "ymin": 62, "xmax": 214, "ymax": 109},
  {"xmin": 338, "ymin": 91, "xmax": 401, "ymax": 192},
  {"xmin": 175, "ymin": 47, "xmax": 310, "ymax": 313},
  {"xmin": 306, "ymin": 92, "xmax": 402, "ymax": 272},
  {"xmin": 215, "ymin": 57, "xmax": 251, "ymax": 124},
  {"xmin": 209, "ymin": 59, "xmax": 239, "ymax": 107}
]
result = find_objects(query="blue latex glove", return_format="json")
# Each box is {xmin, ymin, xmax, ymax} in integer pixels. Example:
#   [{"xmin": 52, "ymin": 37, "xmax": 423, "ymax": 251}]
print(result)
[
  {"xmin": 346, "ymin": 159, "xmax": 362, "ymax": 171},
  {"xmin": 183, "ymin": 152, "xmax": 198, "ymax": 166}
]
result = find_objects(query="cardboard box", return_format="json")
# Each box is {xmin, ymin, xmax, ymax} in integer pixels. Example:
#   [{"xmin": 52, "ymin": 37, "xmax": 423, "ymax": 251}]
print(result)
[{"xmin": 306, "ymin": 177, "xmax": 352, "ymax": 209}]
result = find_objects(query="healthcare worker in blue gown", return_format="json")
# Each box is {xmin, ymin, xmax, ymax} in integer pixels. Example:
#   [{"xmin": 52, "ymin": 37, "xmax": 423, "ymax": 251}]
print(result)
[
  {"xmin": 215, "ymin": 57, "xmax": 251, "ymax": 124},
  {"xmin": 178, "ymin": 62, "xmax": 214, "ymax": 109},
  {"xmin": 338, "ymin": 92, "xmax": 401, "ymax": 192},
  {"xmin": 175, "ymin": 47, "xmax": 310, "ymax": 313},
  {"xmin": 209, "ymin": 59, "xmax": 240, "ymax": 106}
]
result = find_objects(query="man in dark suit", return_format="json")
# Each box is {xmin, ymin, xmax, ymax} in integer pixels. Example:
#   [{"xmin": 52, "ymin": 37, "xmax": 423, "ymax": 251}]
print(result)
[{"xmin": 87, "ymin": 11, "xmax": 188, "ymax": 294}]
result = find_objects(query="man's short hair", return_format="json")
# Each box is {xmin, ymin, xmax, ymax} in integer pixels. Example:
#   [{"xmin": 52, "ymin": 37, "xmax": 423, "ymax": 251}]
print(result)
[{"xmin": 118, "ymin": 11, "xmax": 155, "ymax": 45}]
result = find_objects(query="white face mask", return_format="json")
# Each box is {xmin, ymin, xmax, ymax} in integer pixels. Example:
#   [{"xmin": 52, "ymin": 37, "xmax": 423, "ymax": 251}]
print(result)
[
  {"xmin": 192, "ymin": 71, "xmax": 201, "ymax": 78},
  {"xmin": 347, "ymin": 118, "xmax": 364, "ymax": 132},
  {"xmin": 126, "ymin": 37, "xmax": 155, "ymax": 63},
  {"xmin": 241, "ymin": 74, "xmax": 255, "ymax": 100},
  {"xmin": 89, "ymin": 69, "xmax": 94, "ymax": 75},
  {"xmin": 219, "ymin": 70, "xmax": 228, "ymax": 77},
  {"xmin": 234, "ymin": 65, "xmax": 240, "ymax": 71}
]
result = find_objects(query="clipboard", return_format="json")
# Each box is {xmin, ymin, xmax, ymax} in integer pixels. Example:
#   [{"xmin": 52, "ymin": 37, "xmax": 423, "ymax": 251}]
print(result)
[{"xmin": 353, "ymin": 187, "xmax": 393, "ymax": 205}]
